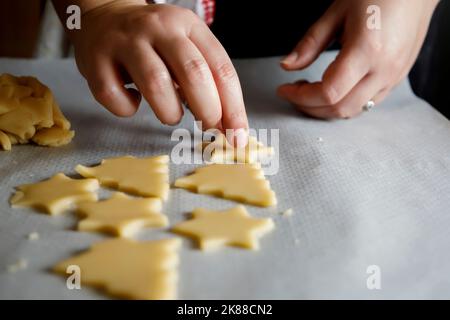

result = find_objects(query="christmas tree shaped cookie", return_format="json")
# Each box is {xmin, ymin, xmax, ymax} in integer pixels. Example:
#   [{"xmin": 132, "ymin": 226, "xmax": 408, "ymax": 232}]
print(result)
[
  {"xmin": 202, "ymin": 134, "xmax": 274, "ymax": 164},
  {"xmin": 174, "ymin": 163, "xmax": 277, "ymax": 207},
  {"xmin": 77, "ymin": 192, "xmax": 168, "ymax": 237},
  {"xmin": 10, "ymin": 173, "xmax": 99, "ymax": 215},
  {"xmin": 53, "ymin": 238, "xmax": 181, "ymax": 300},
  {"xmin": 75, "ymin": 155, "xmax": 169, "ymax": 200},
  {"xmin": 172, "ymin": 205, "xmax": 274, "ymax": 250}
]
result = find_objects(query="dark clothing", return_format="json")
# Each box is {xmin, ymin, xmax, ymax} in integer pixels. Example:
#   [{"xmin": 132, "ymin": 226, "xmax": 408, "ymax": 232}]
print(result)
[{"xmin": 210, "ymin": 0, "xmax": 335, "ymax": 58}]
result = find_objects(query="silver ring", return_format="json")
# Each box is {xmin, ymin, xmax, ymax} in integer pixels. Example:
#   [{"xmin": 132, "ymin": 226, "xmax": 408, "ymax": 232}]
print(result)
[{"xmin": 363, "ymin": 100, "xmax": 375, "ymax": 111}]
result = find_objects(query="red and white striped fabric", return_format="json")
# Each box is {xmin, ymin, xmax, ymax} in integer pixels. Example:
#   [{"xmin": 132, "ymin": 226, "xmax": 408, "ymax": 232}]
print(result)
[
  {"xmin": 151, "ymin": 0, "xmax": 216, "ymax": 25},
  {"xmin": 198, "ymin": 0, "xmax": 215, "ymax": 25}
]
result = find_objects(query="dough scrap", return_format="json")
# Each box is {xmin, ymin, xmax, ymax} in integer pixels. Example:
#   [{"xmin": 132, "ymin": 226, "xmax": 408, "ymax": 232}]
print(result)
[
  {"xmin": 53, "ymin": 238, "xmax": 181, "ymax": 300},
  {"xmin": 203, "ymin": 134, "xmax": 274, "ymax": 164},
  {"xmin": 0, "ymin": 130, "xmax": 11, "ymax": 151},
  {"xmin": 0, "ymin": 74, "xmax": 74, "ymax": 151},
  {"xmin": 32, "ymin": 127, "xmax": 75, "ymax": 147},
  {"xmin": 10, "ymin": 173, "xmax": 99, "ymax": 215},
  {"xmin": 7, "ymin": 258, "xmax": 28, "ymax": 273},
  {"xmin": 172, "ymin": 205, "xmax": 274, "ymax": 250},
  {"xmin": 75, "ymin": 155, "xmax": 170, "ymax": 200},
  {"xmin": 174, "ymin": 163, "xmax": 277, "ymax": 207},
  {"xmin": 77, "ymin": 192, "xmax": 168, "ymax": 237}
]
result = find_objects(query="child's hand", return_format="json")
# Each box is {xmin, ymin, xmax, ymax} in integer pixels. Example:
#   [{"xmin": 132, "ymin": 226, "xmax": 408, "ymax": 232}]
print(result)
[
  {"xmin": 278, "ymin": 0, "xmax": 439, "ymax": 119},
  {"xmin": 71, "ymin": 1, "xmax": 248, "ymax": 145}
]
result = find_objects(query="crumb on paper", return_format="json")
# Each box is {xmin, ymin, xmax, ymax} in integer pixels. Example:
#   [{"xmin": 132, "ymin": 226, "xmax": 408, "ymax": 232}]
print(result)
[
  {"xmin": 7, "ymin": 258, "xmax": 28, "ymax": 273},
  {"xmin": 27, "ymin": 232, "xmax": 39, "ymax": 241},
  {"xmin": 281, "ymin": 208, "xmax": 293, "ymax": 217}
]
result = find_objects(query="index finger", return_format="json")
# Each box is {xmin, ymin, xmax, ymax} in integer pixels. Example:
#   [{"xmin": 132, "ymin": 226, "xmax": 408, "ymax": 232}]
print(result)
[
  {"xmin": 190, "ymin": 24, "xmax": 249, "ymax": 147},
  {"xmin": 278, "ymin": 45, "xmax": 371, "ymax": 107}
]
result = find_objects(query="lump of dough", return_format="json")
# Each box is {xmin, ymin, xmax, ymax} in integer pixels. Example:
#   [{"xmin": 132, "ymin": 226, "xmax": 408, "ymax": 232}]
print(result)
[
  {"xmin": 51, "ymin": 101, "xmax": 71, "ymax": 130},
  {"xmin": 0, "ymin": 86, "xmax": 20, "ymax": 115},
  {"xmin": 6, "ymin": 132, "xmax": 28, "ymax": 145},
  {"xmin": 0, "ymin": 74, "xmax": 74, "ymax": 151}
]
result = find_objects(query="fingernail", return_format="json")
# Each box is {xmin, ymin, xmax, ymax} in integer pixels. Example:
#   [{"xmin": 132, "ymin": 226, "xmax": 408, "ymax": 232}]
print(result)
[
  {"xmin": 281, "ymin": 52, "xmax": 298, "ymax": 65},
  {"xmin": 233, "ymin": 128, "xmax": 248, "ymax": 148}
]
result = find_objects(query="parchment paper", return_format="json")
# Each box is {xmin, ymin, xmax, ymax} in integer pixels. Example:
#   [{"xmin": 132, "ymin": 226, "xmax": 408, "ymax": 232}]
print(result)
[{"xmin": 1, "ymin": 53, "xmax": 450, "ymax": 299}]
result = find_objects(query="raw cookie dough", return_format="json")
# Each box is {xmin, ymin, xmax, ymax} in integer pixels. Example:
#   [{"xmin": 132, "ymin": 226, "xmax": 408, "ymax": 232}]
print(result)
[
  {"xmin": 31, "ymin": 127, "xmax": 75, "ymax": 147},
  {"xmin": 53, "ymin": 238, "xmax": 181, "ymax": 300},
  {"xmin": 174, "ymin": 163, "xmax": 277, "ymax": 207},
  {"xmin": 0, "ymin": 130, "xmax": 11, "ymax": 151},
  {"xmin": 203, "ymin": 134, "xmax": 274, "ymax": 164},
  {"xmin": 172, "ymin": 205, "xmax": 274, "ymax": 250},
  {"xmin": 77, "ymin": 192, "xmax": 168, "ymax": 237},
  {"xmin": 10, "ymin": 173, "xmax": 99, "ymax": 215},
  {"xmin": 75, "ymin": 155, "xmax": 170, "ymax": 200},
  {"xmin": 0, "ymin": 74, "xmax": 74, "ymax": 151}
]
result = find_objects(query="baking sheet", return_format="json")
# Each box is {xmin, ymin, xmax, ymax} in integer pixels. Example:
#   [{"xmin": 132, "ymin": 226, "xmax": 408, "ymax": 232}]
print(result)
[{"xmin": 1, "ymin": 53, "xmax": 450, "ymax": 299}]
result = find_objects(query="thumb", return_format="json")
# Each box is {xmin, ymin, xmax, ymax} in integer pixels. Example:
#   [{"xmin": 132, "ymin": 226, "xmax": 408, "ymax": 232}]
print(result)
[{"xmin": 281, "ymin": 4, "xmax": 343, "ymax": 71}]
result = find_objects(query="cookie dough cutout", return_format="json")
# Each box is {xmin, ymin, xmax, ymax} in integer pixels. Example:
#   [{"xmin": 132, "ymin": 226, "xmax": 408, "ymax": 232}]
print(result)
[
  {"xmin": 10, "ymin": 173, "xmax": 99, "ymax": 215},
  {"xmin": 76, "ymin": 155, "xmax": 169, "ymax": 200},
  {"xmin": 53, "ymin": 238, "xmax": 181, "ymax": 300},
  {"xmin": 203, "ymin": 134, "xmax": 274, "ymax": 164},
  {"xmin": 77, "ymin": 192, "xmax": 168, "ymax": 238},
  {"xmin": 172, "ymin": 205, "xmax": 274, "ymax": 250},
  {"xmin": 175, "ymin": 163, "xmax": 277, "ymax": 207}
]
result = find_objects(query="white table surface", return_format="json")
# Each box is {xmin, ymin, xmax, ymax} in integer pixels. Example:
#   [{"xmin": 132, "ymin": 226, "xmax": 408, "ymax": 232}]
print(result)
[{"xmin": 1, "ymin": 53, "xmax": 450, "ymax": 299}]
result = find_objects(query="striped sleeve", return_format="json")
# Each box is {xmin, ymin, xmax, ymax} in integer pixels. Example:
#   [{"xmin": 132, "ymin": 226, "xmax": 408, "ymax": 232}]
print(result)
[{"xmin": 148, "ymin": 0, "xmax": 216, "ymax": 25}]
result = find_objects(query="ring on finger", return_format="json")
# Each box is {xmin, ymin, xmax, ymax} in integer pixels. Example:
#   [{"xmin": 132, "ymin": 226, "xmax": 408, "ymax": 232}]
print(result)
[{"xmin": 362, "ymin": 100, "xmax": 375, "ymax": 112}]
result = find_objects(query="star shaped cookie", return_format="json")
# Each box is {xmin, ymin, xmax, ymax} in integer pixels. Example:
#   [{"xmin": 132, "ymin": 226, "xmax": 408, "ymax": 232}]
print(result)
[
  {"xmin": 53, "ymin": 238, "xmax": 181, "ymax": 300},
  {"xmin": 172, "ymin": 205, "xmax": 274, "ymax": 250},
  {"xmin": 174, "ymin": 163, "xmax": 277, "ymax": 207},
  {"xmin": 10, "ymin": 173, "xmax": 99, "ymax": 215},
  {"xmin": 75, "ymin": 155, "xmax": 169, "ymax": 200},
  {"xmin": 77, "ymin": 192, "xmax": 168, "ymax": 237}
]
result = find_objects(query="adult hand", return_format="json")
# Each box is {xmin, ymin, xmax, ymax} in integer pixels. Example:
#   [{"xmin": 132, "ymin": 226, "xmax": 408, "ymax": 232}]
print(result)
[{"xmin": 278, "ymin": 0, "xmax": 439, "ymax": 119}]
